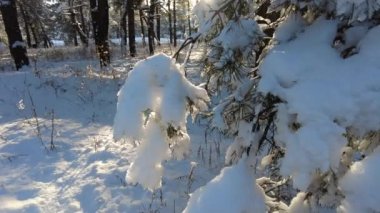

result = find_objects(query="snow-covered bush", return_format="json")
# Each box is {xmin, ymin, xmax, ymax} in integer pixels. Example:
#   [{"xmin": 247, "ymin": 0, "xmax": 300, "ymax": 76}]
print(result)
[
  {"xmin": 191, "ymin": 0, "xmax": 267, "ymax": 139},
  {"xmin": 270, "ymin": 0, "xmax": 380, "ymax": 22},
  {"xmin": 114, "ymin": 0, "xmax": 380, "ymax": 212},
  {"xmin": 184, "ymin": 0, "xmax": 380, "ymax": 212},
  {"xmin": 113, "ymin": 53, "xmax": 209, "ymax": 190}
]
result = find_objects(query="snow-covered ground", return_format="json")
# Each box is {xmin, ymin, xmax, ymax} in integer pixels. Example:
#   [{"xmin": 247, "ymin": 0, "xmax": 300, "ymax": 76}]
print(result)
[{"xmin": 0, "ymin": 45, "xmax": 229, "ymax": 212}]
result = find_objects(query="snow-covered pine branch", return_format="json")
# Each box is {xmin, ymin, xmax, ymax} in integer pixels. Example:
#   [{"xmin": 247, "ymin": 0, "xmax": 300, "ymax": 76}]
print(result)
[
  {"xmin": 270, "ymin": 0, "xmax": 380, "ymax": 22},
  {"xmin": 113, "ymin": 53, "xmax": 209, "ymax": 191}
]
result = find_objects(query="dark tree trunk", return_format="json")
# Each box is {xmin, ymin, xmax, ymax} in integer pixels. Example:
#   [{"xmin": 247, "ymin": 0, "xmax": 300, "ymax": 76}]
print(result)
[
  {"xmin": 72, "ymin": 29, "xmax": 78, "ymax": 46},
  {"xmin": 19, "ymin": 3, "xmax": 31, "ymax": 48},
  {"xmin": 173, "ymin": 0, "xmax": 177, "ymax": 47},
  {"xmin": 90, "ymin": 0, "xmax": 110, "ymax": 67},
  {"xmin": 127, "ymin": 0, "xmax": 136, "ymax": 56},
  {"xmin": 148, "ymin": 0, "xmax": 155, "ymax": 55},
  {"xmin": 187, "ymin": 0, "xmax": 191, "ymax": 36},
  {"xmin": 0, "ymin": 0, "xmax": 29, "ymax": 70},
  {"xmin": 167, "ymin": 0, "xmax": 172, "ymax": 44},
  {"xmin": 139, "ymin": 9, "xmax": 146, "ymax": 46},
  {"xmin": 155, "ymin": 5, "xmax": 160, "ymax": 43}
]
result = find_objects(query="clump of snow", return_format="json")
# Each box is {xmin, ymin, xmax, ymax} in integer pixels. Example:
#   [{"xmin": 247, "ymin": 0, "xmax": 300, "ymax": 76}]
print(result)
[
  {"xmin": 225, "ymin": 120, "xmax": 256, "ymax": 165},
  {"xmin": 336, "ymin": 0, "xmax": 380, "ymax": 22},
  {"xmin": 113, "ymin": 53, "xmax": 209, "ymax": 190},
  {"xmin": 211, "ymin": 18, "xmax": 263, "ymax": 68},
  {"xmin": 274, "ymin": 12, "xmax": 305, "ymax": 43},
  {"xmin": 51, "ymin": 40, "xmax": 65, "ymax": 47},
  {"xmin": 192, "ymin": 0, "xmax": 224, "ymax": 35},
  {"xmin": 183, "ymin": 159, "xmax": 267, "ymax": 213},
  {"xmin": 338, "ymin": 147, "xmax": 380, "ymax": 213},
  {"xmin": 126, "ymin": 118, "xmax": 171, "ymax": 190},
  {"xmin": 259, "ymin": 17, "xmax": 380, "ymax": 191},
  {"xmin": 0, "ymin": 0, "xmax": 10, "ymax": 6},
  {"xmin": 11, "ymin": 41, "xmax": 26, "ymax": 49},
  {"xmin": 287, "ymin": 192, "xmax": 310, "ymax": 212}
]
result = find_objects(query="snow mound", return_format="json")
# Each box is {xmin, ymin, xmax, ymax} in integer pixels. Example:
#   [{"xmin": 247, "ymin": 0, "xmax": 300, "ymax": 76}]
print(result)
[
  {"xmin": 183, "ymin": 159, "xmax": 266, "ymax": 213},
  {"xmin": 113, "ymin": 53, "xmax": 209, "ymax": 190},
  {"xmin": 259, "ymin": 18, "xmax": 380, "ymax": 190}
]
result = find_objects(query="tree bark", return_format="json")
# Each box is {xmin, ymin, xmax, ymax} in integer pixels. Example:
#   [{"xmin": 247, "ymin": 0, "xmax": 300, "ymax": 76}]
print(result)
[
  {"xmin": 68, "ymin": 0, "xmax": 88, "ymax": 46},
  {"xmin": 90, "ymin": 0, "xmax": 110, "ymax": 67},
  {"xmin": 19, "ymin": 3, "xmax": 31, "ymax": 48},
  {"xmin": 139, "ymin": 9, "xmax": 146, "ymax": 46},
  {"xmin": 187, "ymin": 0, "xmax": 191, "ymax": 36},
  {"xmin": 148, "ymin": 0, "xmax": 155, "ymax": 55},
  {"xmin": 0, "ymin": 0, "xmax": 29, "ymax": 70},
  {"xmin": 127, "ymin": 0, "xmax": 136, "ymax": 56},
  {"xmin": 39, "ymin": 21, "xmax": 52, "ymax": 48},
  {"xmin": 155, "ymin": 5, "xmax": 160, "ymax": 43},
  {"xmin": 120, "ymin": 4, "xmax": 127, "ymax": 54},
  {"xmin": 79, "ymin": 2, "xmax": 88, "ymax": 37},
  {"xmin": 173, "ymin": 0, "xmax": 177, "ymax": 47},
  {"xmin": 167, "ymin": 0, "xmax": 172, "ymax": 44}
]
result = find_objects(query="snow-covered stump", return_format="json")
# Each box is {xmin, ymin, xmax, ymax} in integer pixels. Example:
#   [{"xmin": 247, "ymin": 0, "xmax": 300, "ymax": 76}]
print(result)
[{"xmin": 113, "ymin": 53, "xmax": 209, "ymax": 191}]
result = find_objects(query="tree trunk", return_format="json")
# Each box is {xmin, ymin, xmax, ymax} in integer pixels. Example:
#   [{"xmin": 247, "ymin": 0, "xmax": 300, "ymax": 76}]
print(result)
[
  {"xmin": 19, "ymin": 3, "xmax": 31, "ymax": 48},
  {"xmin": 155, "ymin": 5, "xmax": 160, "ymax": 43},
  {"xmin": 173, "ymin": 0, "xmax": 177, "ymax": 47},
  {"xmin": 39, "ymin": 21, "xmax": 52, "ymax": 48},
  {"xmin": 139, "ymin": 9, "xmax": 146, "ymax": 46},
  {"xmin": 127, "ymin": 0, "xmax": 136, "ymax": 56},
  {"xmin": 79, "ymin": 2, "xmax": 87, "ymax": 37},
  {"xmin": 120, "ymin": 5, "xmax": 127, "ymax": 54},
  {"xmin": 167, "ymin": 0, "xmax": 172, "ymax": 44},
  {"xmin": 90, "ymin": 0, "xmax": 110, "ymax": 67},
  {"xmin": 72, "ymin": 29, "xmax": 78, "ymax": 46},
  {"xmin": 187, "ymin": 0, "xmax": 191, "ymax": 36},
  {"xmin": 68, "ymin": 0, "xmax": 88, "ymax": 46},
  {"xmin": 30, "ymin": 24, "xmax": 38, "ymax": 48},
  {"xmin": 78, "ymin": 1, "xmax": 89, "ymax": 39},
  {"xmin": 0, "ymin": 0, "xmax": 29, "ymax": 70},
  {"xmin": 148, "ymin": 0, "xmax": 155, "ymax": 55}
]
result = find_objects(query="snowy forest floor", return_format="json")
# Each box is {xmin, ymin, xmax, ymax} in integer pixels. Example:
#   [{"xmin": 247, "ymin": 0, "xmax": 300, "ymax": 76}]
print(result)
[{"xmin": 0, "ymin": 44, "xmax": 228, "ymax": 212}]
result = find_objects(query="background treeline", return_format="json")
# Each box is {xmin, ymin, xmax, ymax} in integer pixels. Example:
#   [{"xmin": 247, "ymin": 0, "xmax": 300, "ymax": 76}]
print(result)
[{"xmin": 0, "ymin": 0, "xmax": 194, "ymax": 69}]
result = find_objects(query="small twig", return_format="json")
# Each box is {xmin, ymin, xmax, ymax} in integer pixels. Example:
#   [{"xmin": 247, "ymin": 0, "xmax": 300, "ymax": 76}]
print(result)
[
  {"xmin": 27, "ymin": 88, "xmax": 48, "ymax": 151},
  {"xmin": 50, "ymin": 109, "xmax": 56, "ymax": 150},
  {"xmin": 256, "ymin": 111, "xmax": 276, "ymax": 154},
  {"xmin": 265, "ymin": 178, "xmax": 290, "ymax": 194},
  {"xmin": 172, "ymin": 33, "xmax": 201, "ymax": 61}
]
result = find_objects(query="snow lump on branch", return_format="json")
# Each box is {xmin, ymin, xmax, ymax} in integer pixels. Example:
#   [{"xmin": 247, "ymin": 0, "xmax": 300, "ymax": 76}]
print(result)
[{"xmin": 113, "ymin": 53, "xmax": 209, "ymax": 191}]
